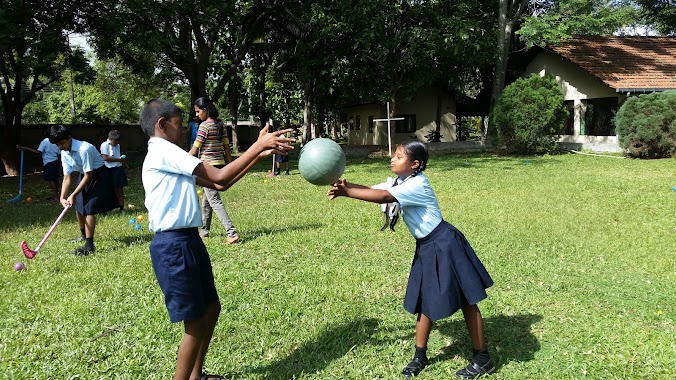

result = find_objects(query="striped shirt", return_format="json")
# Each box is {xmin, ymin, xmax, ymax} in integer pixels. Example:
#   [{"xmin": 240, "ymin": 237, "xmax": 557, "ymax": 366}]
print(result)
[{"xmin": 192, "ymin": 119, "xmax": 229, "ymax": 166}]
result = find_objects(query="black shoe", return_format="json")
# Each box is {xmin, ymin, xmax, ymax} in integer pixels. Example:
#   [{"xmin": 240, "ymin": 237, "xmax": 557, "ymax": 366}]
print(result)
[
  {"xmin": 284, "ymin": 170, "xmax": 290, "ymax": 175},
  {"xmin": 402, "ymin": 357, "xmax": 427, "ymax": 378},
  {"xmin": 455, "ymin": 359, "xmax": 495, "ymax": 379},
  {"xmin": 72, "ymin": 245, "xmax": 94, "ymax": 256},
  {"xmin": 68, "ymin": 236, "xmax": 85, "ymax": 243}
]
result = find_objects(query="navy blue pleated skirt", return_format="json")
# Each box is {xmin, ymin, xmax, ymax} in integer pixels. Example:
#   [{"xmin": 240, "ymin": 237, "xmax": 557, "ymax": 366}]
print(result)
[
  {"xmin": 74, "ymin": 166, "xmax": 120, "ymax": 215},
  {"xmin": 403, "ymin": 220, "xmax": 493, "ymax": 321}
]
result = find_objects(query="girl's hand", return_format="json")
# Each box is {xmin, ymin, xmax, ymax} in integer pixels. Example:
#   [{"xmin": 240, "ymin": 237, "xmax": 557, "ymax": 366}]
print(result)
[
  {"xmin": 66, "ymin": 194, "xmax": 76, "ymax": 208},
  {"xmin": 327, "ymin": 179, "xmax": 349, "ymax": 200},
  {"xmin": 60, "ymin": 197, "xmax": 71, "ymax": 208}
]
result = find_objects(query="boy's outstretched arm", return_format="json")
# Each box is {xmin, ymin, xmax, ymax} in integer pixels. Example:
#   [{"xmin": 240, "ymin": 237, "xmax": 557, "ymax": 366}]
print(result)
[
  {"xmin": 327, "ymin": 179, "xmax": 397, "ymax": 204},
  {"xmin": 193, "ymin": 125, "xmax": 294, "ymax": 185}
]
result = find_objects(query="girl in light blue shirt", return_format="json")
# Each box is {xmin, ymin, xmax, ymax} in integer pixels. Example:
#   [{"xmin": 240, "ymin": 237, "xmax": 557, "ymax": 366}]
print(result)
[{"xmin": 328, "ymin": 141, "xmax": 495, "ymax": 379}]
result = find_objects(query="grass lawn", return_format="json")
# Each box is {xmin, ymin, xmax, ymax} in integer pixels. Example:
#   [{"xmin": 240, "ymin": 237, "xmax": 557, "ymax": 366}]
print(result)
[{"xmin": 0, "ymin": 152, "xmax": 674, "ymax": 379}]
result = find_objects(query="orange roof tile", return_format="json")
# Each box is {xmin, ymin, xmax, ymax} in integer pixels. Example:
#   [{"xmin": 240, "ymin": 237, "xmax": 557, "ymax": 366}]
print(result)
[{"xmin": 548, "ymin": 36, "xmax": 676, "ymax": 92}]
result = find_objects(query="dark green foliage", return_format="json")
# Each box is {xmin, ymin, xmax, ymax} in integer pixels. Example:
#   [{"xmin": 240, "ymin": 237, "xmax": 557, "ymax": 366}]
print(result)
[
  {"xmin": 488, "ymin": 75, "xmax": 568, "ymax": 155},
  {"xmin": 615, "ymin": 91, "xmax": 676, "ymax": 158}
]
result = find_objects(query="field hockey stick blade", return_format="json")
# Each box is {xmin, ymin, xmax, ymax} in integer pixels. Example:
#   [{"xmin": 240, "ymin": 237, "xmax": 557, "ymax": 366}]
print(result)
[{"xmin": 21, "ymin": 205, "xmax": 71, "ymax": 259}]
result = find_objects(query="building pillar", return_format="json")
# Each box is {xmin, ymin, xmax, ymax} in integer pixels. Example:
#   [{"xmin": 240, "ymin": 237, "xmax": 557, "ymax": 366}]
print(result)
[{"xmin": 574, "ymin": 98, "xmax": 587, "ymax": 136}]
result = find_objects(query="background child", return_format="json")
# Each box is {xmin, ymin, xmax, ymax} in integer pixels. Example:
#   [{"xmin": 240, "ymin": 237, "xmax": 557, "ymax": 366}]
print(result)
[
  {"xmin": 49, "ymin": 125, "xmax": 119, "ymax": 255},
  {"xmin": 189, "ymin": 97, "xmax": 240, "ymax": 245},
  {"xmin": 140, "ymin": 98, "xmax": 292, "ymax": 380},
  {"xmin": 17, "ymin": 130, "xmax": 61, "ymax": 201},
  {"xmin": 327, "ymin": 141, "xmax": 495, "ymax": 379},
  {"xmin": 100, "ymin": 130, "xmax": 128, "ymax": 211},
  {"xmin": 273, "ymin": 131, "xmax": 290, "ymax": 176}
]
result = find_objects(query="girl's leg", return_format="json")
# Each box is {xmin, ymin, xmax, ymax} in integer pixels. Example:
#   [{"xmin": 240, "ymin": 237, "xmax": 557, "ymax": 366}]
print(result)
[
  {"xmin": 415, "ymin": 313, "xmax": 432, "ymax": 348},
  {"xmin": 190, "ymin": 300, "xmax": 222, "ymax": 380},
  {"xmin": 204, "ymin": 188, "xmax": 238, "ymax": 239},
  {"xmin": 461, "ymin": 304, "xmax": 486, "ymax": 350},
  {"xmin": 84, "ymin": 215, "xmax": 96, "ymax": 239},
  {"xmin": 456, "ymin": 304, "xmax": 495, "ymax": 378},
  {"xmin": 403, "ymin": 313, "xmax": 432, "ymax": 378},
  {"xmin": 201, "ymin": 189, "xmax": 214, "ymax": 236}
]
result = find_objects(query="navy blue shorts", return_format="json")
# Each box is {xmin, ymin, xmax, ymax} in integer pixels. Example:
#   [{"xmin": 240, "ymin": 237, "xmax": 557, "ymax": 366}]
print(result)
[
  {"xmin": 43, "ymin": 160, "xmax": 60, "ymax": 182},
  {"xmin": 74, "ymin": 166, "xmax": 119, "ymax": 215},
  {"xmin": 109, "ymin": 166, "xmax": 128, "ymax": 188},
  {"xmin": 150, "ymin": 228, "xmax": 219, "ymax": 323},
  {"xmin": 275, "ymin": 154, "xmax": 289, "ymax": 163}
]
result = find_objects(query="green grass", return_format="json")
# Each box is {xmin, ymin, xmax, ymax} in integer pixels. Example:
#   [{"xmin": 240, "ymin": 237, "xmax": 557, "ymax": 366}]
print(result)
[{"xmin": 1, "ymin": 153, "xmax": 674, "ymax": 379}]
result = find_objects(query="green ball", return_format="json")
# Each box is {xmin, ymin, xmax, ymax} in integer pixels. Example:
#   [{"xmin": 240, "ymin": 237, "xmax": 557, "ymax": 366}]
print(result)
[{"xmin": 298, "ymin": 138, "xmax": 346, "ymax": 186}]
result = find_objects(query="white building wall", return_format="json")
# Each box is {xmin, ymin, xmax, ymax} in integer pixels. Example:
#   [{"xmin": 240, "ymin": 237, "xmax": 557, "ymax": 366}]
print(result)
[
  {"xmin": 344, "ymin": 87, "xmax": 457, "ymax": 146},
  {"xmin": 524, "ymin": 50, "xmax": 622, "ymax": 152}
]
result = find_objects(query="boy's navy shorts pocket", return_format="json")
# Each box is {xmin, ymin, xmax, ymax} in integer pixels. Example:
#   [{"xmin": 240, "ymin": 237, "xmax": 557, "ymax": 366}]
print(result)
[{"xmin": 150, "ymin": 228, "xmax": 218, "ymax": 323}]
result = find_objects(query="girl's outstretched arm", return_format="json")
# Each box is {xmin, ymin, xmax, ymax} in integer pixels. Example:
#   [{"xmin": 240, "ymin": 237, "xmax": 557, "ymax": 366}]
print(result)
[{"xmin": 328, "ymin": 179, "xmax": 397, "ymax": 204}]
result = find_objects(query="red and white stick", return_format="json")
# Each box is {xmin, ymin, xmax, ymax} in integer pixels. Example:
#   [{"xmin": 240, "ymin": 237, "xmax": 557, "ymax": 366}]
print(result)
[{"xmin": 21, "ymin": 205, "xmax": 71, "ymax": 259}]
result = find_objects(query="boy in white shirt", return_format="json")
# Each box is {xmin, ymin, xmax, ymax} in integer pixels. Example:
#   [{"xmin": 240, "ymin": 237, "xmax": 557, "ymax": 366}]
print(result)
[
  {"xmin": 100, "ymin": 130, "xmax": 128, "ymax": 211},
  {"xmin": 140, "ymin": 98, "xmax": 293, "ymax": 380},
  {"xmin": 17, "ymin": 131, "xmax": 61, "ymax": 201}
]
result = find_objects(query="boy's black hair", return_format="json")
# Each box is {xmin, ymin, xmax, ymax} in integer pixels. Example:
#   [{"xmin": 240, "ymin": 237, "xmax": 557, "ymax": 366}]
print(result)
[
  {"xmin": 400, "ymin": 140, "xmax": 429, "ymax": 173},
  {"xmin": 194, "ymin": 96, "xmax": 219, "ymax": 119},
  {"xmin": 108, "ymin": 130, "xmax": 121, "ymax": 140},
  {"xmin": 48, "ymin": 125, "xmax": 71, "ymax": 144},
  {"xmin": 140, "ymin": 99, "xmax": 183, "ymax": 137}
]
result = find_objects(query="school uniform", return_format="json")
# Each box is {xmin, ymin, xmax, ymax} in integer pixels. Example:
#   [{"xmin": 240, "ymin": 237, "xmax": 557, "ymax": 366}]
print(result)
[
  {"xmin": 100, "ymin": 140, "xmax": 128, "ymax": 188},
  {"xmin": 384, "ymin": 174, "xmax": 493, "ymax": 322},
  {"xmin": 61, "ymin": 139, "xmax": 118, "ymax": 215},
  {"xmin": 37, "ymin": 138, "xmax": 61, "ymax": 182},
  {"xmin": 142, "ymin": 137, "xmax": 218, "ymax": 323}
]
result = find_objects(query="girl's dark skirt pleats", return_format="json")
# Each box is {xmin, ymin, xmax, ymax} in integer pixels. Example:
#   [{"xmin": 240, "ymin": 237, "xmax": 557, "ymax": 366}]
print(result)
[
  {"xmin": 403, "ymin": 220, "xmax": 493, "ymax": 321},
  {"xmin": 75, "ymin": 166, "xmax": 120, "ymax": 215}
]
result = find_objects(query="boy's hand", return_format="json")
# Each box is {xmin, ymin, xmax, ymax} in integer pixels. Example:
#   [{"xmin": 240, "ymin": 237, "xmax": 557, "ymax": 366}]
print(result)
[
  {"xmin": 60, "ymin": 197, "xmax": 71, "ymax": 208},
  {"xmin": 255, "ymin": 124, "xmax": 295, "ymax": 154},
  {"xmin": 327, "ymin": 179, "xmax": 349, "ymax": 200}
]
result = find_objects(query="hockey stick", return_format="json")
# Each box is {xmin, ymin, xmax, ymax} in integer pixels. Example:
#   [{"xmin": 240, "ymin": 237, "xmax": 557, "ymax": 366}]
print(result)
[
  {"xmin": 6, "ymin": 150, "xmax": 24, "ymax": 203},
  {"xmin": 21, "ymin": 205, "xmax": 71, "ymax": 259}
]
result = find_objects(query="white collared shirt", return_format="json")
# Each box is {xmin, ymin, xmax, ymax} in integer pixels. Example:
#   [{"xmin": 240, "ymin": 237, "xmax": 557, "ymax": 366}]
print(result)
[
  {"xmin": 60, "ymin": 138, "xmax": 104, "ymax": 175},
  {"xmin": 142, "ymin": 137, "xmax": 203, "ymax": 232}
]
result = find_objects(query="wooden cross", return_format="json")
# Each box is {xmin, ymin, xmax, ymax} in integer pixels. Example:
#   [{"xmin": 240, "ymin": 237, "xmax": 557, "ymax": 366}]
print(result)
[{"xmin": 373, "ymin": 102, "xmax": 404, "ymax": 156}]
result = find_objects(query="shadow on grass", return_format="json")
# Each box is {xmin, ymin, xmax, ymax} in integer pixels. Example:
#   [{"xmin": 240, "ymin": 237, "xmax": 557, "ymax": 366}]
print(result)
[
  {"xmin": 115, "ymin": 232, "xmax": 154, "ymax": 246},
  {"xmin": 243, "ymin": 222, "xmax": 325, "ymax": 242},
  {"xmin": 241, "ymin": 318, "xmax": 379, "ymax": 380},
  {"xmin": 434, "ymin": 313, "xmax": 542, "ymax": 369}
]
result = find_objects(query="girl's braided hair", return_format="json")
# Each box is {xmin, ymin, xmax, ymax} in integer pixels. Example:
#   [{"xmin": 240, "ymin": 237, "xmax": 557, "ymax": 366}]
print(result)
[{"xmin": 400, "ymin": 140, "xmax": 429, "ymax": 174}]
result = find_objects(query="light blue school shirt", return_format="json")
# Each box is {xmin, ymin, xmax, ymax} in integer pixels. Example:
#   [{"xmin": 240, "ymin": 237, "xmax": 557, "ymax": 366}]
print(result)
[
  {"xmin": 60, "ymin": 138, "xmax": 105, "ymax": 175},
  {"xmin": 142, "ymin": 137, "xmax": 203, "ymax": 233},
  {"xmin": 100, "ymin": 140, "xmax": 122, "ymax": 168},
  {"xmin": 385, "ymin": 174, "xmax": 442, "ymax": 239},
  {"xmin": 37, "ymin": 138, "xmax": 60, "ymax": 165}
]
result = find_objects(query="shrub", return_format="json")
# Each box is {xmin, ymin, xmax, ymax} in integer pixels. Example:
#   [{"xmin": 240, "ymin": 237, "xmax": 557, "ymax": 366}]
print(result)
[
  {"xmin": 615, "ymin": 91, "xmax": 676, "ymax": 158},
  {"xmin": 489, "ymin": 75, "xmax": 568, "ymax": 154}
]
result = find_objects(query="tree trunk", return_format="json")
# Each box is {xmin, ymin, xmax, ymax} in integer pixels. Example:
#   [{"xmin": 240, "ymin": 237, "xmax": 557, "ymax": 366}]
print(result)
[
  {"xmin": 283, "ymin": 89, "xmax": 291, "ymax": 129},
  {"xmin": 434, "ymin": 85, "xmax": 442, "ymax": 142},
  {"xmin": 486, "ymin": 0, "xmax": 528, "ymax": 142},
  {"xmin": 1, "ymin": 117, "xmax": 21, "ymax": 176},
  {"xmin": 228, "ymin": 85, "xmax": 241, "ymax": 153},
  {"xmin": 302, "ymin": 80, "xmax": 313, "ymax": 144}
]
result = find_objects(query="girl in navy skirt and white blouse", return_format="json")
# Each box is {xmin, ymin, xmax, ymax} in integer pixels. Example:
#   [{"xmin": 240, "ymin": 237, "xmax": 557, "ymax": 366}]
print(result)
[{"xmin": 328, "ymin": 141, "xmax": 495, "ymax": 379}]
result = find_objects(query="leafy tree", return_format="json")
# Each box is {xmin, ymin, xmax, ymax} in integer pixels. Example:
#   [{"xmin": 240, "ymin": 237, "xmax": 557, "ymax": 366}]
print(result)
[
  {"xmin": 23, "ymin": 57, "xmax": 174, "ymax": 125},
  {"xmin": 518, "ymin": 0, "xmax": 640, "ymax": 48},
  {"xmin": 636, "ymin": 0, "xmax": 676, "ymax": 35},
  {"xmin": 0, "ymin": 0, "xmax": 83, "ymax": 175}
]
